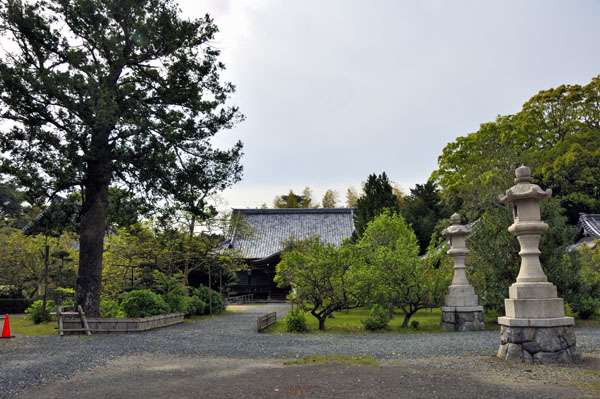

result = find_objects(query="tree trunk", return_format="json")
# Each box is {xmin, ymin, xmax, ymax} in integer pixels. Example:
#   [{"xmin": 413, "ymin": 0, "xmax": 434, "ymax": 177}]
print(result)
[
  {"xmin": 318, "ymin": 317, "xmax": 326, "ymax": 331},
  {"xmin": 388, "ymin": 301, "xmax": 394, "ymax": 320},
  {"xmin": 75, "ymin": 156, "xmax": 111, "ymax": 317},
  {"xmin": 401, "ymin": 310, "xmax": 417, "ymax": 328},
  {"xmin": 182, "ymin": 214, "xmax": 196, "ymax": 296},
  {"xmin": 208, "ymin": 264, "xmax": 212, "ymax": 315}
]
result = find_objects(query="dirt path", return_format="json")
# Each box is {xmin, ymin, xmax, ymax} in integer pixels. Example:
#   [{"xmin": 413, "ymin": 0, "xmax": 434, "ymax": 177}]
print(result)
[{"xmin": 17, "ymin": 353, "xmax": 600, "ymax": 398}]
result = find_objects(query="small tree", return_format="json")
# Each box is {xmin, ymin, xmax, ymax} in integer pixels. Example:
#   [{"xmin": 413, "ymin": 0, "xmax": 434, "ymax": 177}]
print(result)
[
  {"xmin": 321, "ymin": 189, "xmax": 339, "ymax": 208},
  {"xmin": 358, "ymin": 211, "xmax": 451, "ymax": 327},
  {"xmin": 275, "ymin": 237, "xmax": 365, "ymax": 330}
]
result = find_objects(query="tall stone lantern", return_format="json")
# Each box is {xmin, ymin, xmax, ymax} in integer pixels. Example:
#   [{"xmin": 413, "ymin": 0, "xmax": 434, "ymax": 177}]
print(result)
[
  {"xmin": 440, "ymin": 213, "xmax": 484, "ymax": 331},
  {"xmin": 497, "ymin": 166, "xmax": 578, "ymax": 363}
]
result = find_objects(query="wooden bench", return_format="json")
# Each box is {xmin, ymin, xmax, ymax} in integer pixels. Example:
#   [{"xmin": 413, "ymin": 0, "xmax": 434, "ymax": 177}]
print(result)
[{"xmin": 257, "ymin": 312, "xmax": 277, "ymax": 332}]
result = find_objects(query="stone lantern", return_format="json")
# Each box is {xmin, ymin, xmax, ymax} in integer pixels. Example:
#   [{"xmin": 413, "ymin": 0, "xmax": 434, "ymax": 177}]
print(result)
[
  {"xmin": 497, "ymin": 165, "xmax": 578, "ymax": 363},
  {"xmin": 440, "ymin": 213, "xmax": 484, "ymax": 331}
]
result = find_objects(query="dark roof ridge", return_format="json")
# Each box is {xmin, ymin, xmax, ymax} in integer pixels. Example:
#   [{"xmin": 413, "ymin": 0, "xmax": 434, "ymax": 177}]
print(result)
[{"xmin": 232, "ymin": 208, "xmax": 354, "ymax": 214}]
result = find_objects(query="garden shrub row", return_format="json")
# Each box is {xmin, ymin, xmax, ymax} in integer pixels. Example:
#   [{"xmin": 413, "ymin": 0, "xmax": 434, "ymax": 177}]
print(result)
[{"xmin": 24, "ymin": 283, "xmax": 224, "ymax": 323}]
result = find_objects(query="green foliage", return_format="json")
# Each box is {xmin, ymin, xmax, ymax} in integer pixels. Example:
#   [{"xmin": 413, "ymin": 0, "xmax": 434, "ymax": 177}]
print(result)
[
  {"xmin": 575, "ymin": 241, "xmax": 600, "ymax": 319},
  {"xmin": 273, "ymin": 187, "xmax": 315, "ymax": 208},
  {"xmin": 352, "ymin": 172, "xmax": 400, "ymax": 241},
  {"xmin": 276, "ymin": 237, "xmax": 365, "ymax": 330},
  {"xmin": 357, "ymin": 211, "xmax": 451, "ymax": 327},
  {"xmin": 321, "ymin": 189, "xmax": 339, "ymax": 208},
  {"xmin": 121, "ymin": 290, "xmax": 169, "ymax": 318},
  {"xmin": 182, "ymin": 295, "xmax": 206, "ymax": 317},
  {"xmin": 400, "ymin": 181, "xmax": 449, "ymax": 254},
  {"xmin": 152, "ymin": 271, "xmax": 186, "ymax": 313},
  {"xmin": 432, "ymin": 76, "xmax": 600, "ymax": 223},
  {"xmin": 571, "ymin": 297, "xmax": 600, "ymax": 320},
  {"xmin": 191, "ymin": 285, "xmax": 225, "ymax": 315},
  {"xmin": 411, "ymin": 320, "xmax": 420, "ymax": 330},
  {"xmin": 362, "ymin": 304, "xmax": 389, "ymax": 330},
  {"xmin": 25, "ymin": 300, "xmax": 55, "ymax": 324},
  {"xmin": 99, "ymin": 299, "xmax": 125, "ymax": 318},
  {"xmin": 284, "ymin": 308, "xmax": 308, "ymax": 332},
  {"xmin": 0, "ymin": 0, "xmax": 244, "ymax": 316},
  {"xmin": 468, "ymin": 201, "xmax": 584, "ymax": 312}
]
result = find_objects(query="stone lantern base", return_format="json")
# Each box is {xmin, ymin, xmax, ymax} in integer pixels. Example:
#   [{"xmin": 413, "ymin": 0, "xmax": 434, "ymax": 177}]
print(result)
[
  {"xmin": 497, "ymin": 318, "xmax": 579, "ymax": 364},
  {"xmin": 440, "ymin": 306, "xmax": 484, "ymax": 331}
]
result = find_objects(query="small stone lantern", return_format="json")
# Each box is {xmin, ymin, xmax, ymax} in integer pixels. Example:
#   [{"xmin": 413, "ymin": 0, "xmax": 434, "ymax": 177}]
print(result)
[
  {"xmin": 440, "ymin": 213, "xmax": 484, "ymax": 331},
  {"xmin": 497, "ymin": 166, "xmax": 578, "ymax": 363}
]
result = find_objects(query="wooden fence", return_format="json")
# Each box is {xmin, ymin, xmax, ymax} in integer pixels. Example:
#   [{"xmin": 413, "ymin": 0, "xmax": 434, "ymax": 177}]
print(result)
[
  {"xmin": 257, "ymin": 312, "xmax": 277, "ymax": 332},
  {"xmin": 227, "ymin": 294, "xmax": 254, "ymax": 304}
]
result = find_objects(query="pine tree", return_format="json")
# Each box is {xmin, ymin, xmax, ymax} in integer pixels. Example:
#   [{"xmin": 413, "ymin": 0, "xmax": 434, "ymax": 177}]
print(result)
[
  {"xmin": 351, "ymin": 172, "xmax": 400, "ymax": 241},
  {"xmin": 0, "ymin": 0, "xmax": 243, "ymax": 315}
]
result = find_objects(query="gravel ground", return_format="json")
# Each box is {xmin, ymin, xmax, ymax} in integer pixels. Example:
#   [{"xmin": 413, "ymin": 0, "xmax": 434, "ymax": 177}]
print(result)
[{"xmin": 2, "ymin": 303, "xmax": 600, "ymax": 398}]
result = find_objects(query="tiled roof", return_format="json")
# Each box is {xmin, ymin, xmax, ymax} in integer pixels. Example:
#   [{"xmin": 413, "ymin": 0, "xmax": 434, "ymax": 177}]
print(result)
[
  {"xmin": 228, "ymin": 208, "xmax": 355, "ymax": 260},
  {"xmin": 579, "ymin": 213, "xmax": 600, "ymax": 239}
]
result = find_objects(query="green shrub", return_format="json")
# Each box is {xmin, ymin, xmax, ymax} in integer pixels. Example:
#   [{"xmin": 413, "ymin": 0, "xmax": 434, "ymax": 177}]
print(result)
[
  {"xmin": 121, "ymin": 290, "xmax": 169, "ymax": 318},
  {"xmin": 163, "ymin": 293, "xmax": 185, "ymax": 314},
  {"xmin": 100, "ymin": 299, "xmax": 125, "ymax": 318},
  {"xmin": 191, "ymin": 285, "xmax": 225, "ymax": 315},
  {"xmin": 362, "ymin": 304, "xmax": 389, "ymax": 330},
  {"xmin": 411, "ymin": 320, "xmax": 420, "ymax": 330},
  {"xmin": 25, "ymin": 299, "xmax": 56, "ymax": 324},
  {"xmin": 571, "ymin": 297, "xmax": 600, "ymax": 320},
  {"xmin": 182, "ymin": 296, "xmax": 206, "ymax": 317},
  {"xmin": 284, "ymin": 308, "xmax": 308, "ymax": 332}
]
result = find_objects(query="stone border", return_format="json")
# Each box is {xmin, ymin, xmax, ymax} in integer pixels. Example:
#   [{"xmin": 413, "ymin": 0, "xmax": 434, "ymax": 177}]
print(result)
[{"xmin": 61, "ymin": 313, "xmax": 184, "ymax": 333}]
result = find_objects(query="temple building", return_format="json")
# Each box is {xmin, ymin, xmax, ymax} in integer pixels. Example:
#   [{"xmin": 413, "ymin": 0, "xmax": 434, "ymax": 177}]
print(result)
[
  {"xmin": 224, "ymin": 208, "xmax": 355, "ymax": 300},
  {"xmin": 568, "ymin": 213, "xmax": 600, "ymax": 250}
]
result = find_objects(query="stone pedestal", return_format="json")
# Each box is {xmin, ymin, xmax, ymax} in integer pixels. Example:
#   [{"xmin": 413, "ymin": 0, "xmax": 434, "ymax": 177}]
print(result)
[
  {"xmin": 440, "ymin": 213, "xmax": 484, "ymax": 331},
  {"xmin": 497, "ymin": 166, "xmax": 578, "ymax": 363},
  {"xmin": 441, "ymin": 306, "xmax": 484, "ymax": 331},
  {"xmin": 497, "ymin": 325, "xmax": 579, "ymax": 364}
]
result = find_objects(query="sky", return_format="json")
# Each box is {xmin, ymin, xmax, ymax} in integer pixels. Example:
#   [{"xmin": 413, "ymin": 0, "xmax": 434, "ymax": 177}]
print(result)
[{"xmin": 178, "ymin": 0, "xmax": 600, "ymax": 211}]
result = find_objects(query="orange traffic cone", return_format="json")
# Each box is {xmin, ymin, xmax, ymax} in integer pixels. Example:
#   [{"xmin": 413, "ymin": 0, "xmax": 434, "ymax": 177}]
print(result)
[{"xmin": 1, "ymin": 314, "xmax": 15, "ymax": 339}]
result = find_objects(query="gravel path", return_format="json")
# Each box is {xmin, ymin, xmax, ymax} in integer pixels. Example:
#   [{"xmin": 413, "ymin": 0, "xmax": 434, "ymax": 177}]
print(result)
[{"xmin": 2, "ymin": 303, "xmax": 600, "ymax": 398}]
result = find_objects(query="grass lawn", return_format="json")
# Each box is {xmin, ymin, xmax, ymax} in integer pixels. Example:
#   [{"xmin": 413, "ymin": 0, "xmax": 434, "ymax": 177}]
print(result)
[
  {"xmin": 5, "ymin": 316, "xmax": 57, "ymax": 336},
  {"xmin": 265, "ymin": 307, "xmax": 504, "ymax": 335},
  {"xmin": 266, "ymin": 306, "xmax": 600, "ymax": 334}
]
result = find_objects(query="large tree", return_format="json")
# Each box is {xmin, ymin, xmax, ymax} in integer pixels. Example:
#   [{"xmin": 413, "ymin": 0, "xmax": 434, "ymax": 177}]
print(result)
[
  {"xmin": 432, "ymin": 76, "xmax": 600, "ymax": 223},
  {"xmin": 0, "ymin": 0, "xmax": 243, "ymax": 315}
]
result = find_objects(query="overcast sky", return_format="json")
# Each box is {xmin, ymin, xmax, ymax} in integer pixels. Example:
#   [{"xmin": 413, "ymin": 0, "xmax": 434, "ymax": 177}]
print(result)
[{"xmin": 178, "ymin": 0, "xmax": 600, "ymax": 210}]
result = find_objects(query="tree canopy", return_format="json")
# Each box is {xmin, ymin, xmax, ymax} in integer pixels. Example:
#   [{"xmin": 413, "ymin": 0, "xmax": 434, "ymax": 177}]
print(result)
[
  {"xmin": 0, "ymin": 0, "xmax": 243, "ymax": 315},
  {"xmin": 351, "ymin": 172, "xmax": 400, "ymax": 241},
  {"xmin": 273, "ymin": 187, "xmax": 316, "ymax": 208},
  {"xmin": 432, "ymin": 76, "xmax": 600, "ymax": 223}
]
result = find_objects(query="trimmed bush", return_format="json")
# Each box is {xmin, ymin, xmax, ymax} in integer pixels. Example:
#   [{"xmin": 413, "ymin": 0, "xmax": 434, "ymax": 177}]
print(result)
[
  {"xmin": 182, "ymin": 296, "xmax": 206, "ymax": 317},
  {"xmin": 163, "ymin": 293, "xmax": 186, "ymax": 314},
  {"xmin": 100, "ymin": 299, "xmax": 125, "ymax": 318},
  {"xmin": 25, "ymin": 299, "xmax": 56, "ymax": 324},
  {"xmin": 284, "ymin": 308, "xmax": 308, "ymax": 332},
  {"xmin": 121, "ymin": 290, "xmax": 169, "ymax": 318},
  {"xmin": 571, "ymin": 297, "xmax": 600, "ymax": 320},
  {"xmin": 362, "ymin": 304, "xmax": 389, "ymax": 330},
  {"xmin": 191, "ymin": 285, "xmax": 225, "ymax": 315}
]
